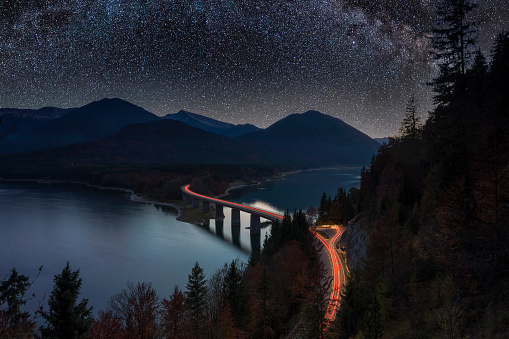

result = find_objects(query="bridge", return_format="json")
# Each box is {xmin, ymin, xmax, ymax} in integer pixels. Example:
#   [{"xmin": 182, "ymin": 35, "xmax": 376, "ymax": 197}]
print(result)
[
  {"xmin": 182, "ymin": 184, "xmax": 282, "ymax": 234},
  {"xmin": 181, "ymin": 184, "xmax": 344, "ymax": 329}
]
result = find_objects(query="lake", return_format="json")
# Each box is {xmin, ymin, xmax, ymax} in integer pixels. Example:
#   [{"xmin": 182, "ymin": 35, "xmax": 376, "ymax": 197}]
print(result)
[{"xmin": 0, "ymin": 167, "xmax": 360, "ymax": 315}]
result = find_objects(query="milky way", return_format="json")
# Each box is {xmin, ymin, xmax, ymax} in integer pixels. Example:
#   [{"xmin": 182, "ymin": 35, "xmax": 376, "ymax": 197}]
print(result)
[{"xmin": 0, "ymin": 0, "xmax": 507, "ymax": 137}]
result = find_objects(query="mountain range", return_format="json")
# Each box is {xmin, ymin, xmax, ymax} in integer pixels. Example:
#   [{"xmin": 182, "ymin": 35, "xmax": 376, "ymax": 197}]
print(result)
[
  {"xmin": 164, "ymin": 110, "xmax": 260, "ymax": 138},
  {"xmin": 0, "ymin": 98, "xmax": 379, "ymax": 168}
]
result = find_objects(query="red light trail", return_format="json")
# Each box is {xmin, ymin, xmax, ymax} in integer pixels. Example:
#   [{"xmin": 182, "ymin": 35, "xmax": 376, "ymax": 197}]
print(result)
[
  {"xmin": 310, "ymin": 228, "xmax": 343, "ymax": 330},
  {"xmin": 184, "ymin": 184, "xmax": 284, "ymax": 220},
  {"xmin": 183, "ymin": 184, "xmax": 343, "ymax": 331}
]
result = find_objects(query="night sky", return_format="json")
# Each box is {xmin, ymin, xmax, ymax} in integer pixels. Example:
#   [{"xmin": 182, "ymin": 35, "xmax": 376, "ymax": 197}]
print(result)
[{"xmin": 1, "ymin": 1, "xmax": 507, "ymax": 137}]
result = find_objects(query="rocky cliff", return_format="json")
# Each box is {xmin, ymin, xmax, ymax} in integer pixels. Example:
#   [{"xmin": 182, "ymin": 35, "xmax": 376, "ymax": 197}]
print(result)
[{"xmin": 339, "ymin": 220, "xmax": 368, "ymax": 271}]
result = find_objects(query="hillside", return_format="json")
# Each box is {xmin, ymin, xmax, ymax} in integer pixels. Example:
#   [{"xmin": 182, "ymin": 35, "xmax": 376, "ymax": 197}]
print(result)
[
  {"xmin": 164, "ymin": 110, "xmax": 260, "ymax": 137},
  {"xmin": 239, "ymin": 110, "xmax": 380, "ymax": 166},
  {"xmin": 333, "ymin": 33, "xmax": 509, "ymax": 338},
  {"xmin": 0, "ymin": 98, "xmax": 159, "ymax": 155},
  {"xmin": 0, "ymin": 106, "xmax": 73, "ymax": 120},
  {"xmin": 1, "ymin": 119, "xmax": 264, "ymax": 167}
]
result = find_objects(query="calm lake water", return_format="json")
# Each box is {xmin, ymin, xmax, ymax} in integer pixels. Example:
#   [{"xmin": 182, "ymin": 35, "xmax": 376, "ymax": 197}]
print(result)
[
  {"xmin": 0, "ymin": 167, "xmax": 360, "ymax": 315},
  {"xmin": 228, "ymin": 167, "xmax": 361, "ymax": 212}
]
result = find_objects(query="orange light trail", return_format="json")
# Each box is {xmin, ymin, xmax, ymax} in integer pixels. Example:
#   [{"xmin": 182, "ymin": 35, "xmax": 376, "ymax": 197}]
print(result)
[
  {"xmin": 310, "ymin": 228, "xmax": 342, "ymax": 330},
  {"xmin": 183, "ymin": 184, "xmax": 342, "ymax": 330}
]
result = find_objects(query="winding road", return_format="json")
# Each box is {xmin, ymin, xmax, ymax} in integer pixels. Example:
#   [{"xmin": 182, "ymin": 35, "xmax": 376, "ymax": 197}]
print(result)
[
  {"xmin": 311, "ymin": 226, "xmax": 345, "ymax": 330},
  {"xmin": 182, "ymin": 185, "xmax": 345, "ymax": 329}
]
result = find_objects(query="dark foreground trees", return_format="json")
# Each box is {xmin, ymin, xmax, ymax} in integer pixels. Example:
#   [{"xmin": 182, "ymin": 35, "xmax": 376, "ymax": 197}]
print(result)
[
  {"xmin": 0, "ymin": 268, "xmax": 40, "ymax": 338},
  {"xmin": 40, "ymin": 262, "xmax": 93, "ymax": 338},
  {"xmin": 108, "ymin": 282, "xmax": 160, "ymax": 338}
]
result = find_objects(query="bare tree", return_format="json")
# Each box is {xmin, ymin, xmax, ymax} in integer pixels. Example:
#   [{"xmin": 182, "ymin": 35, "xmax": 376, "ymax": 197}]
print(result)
[{"xmin": 108, "ymin": 282, "xmax": 160, "ymax": 338}]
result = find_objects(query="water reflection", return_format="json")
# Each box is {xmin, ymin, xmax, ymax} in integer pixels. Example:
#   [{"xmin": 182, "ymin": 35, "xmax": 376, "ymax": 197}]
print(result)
[
  {"xmin": 232, "ymin": 225, "xmax": 241, "ymax": 248},
  {"xmin": 216, "ymin": 220, "xmax": 224, "ymax": 239},
  {"xmin": 250, "ymin": 231, "xmax": 261, "ymax": 253},
  {"xmin": 204, "ymin": 206, "xmax": 272, "ymax": 254}
]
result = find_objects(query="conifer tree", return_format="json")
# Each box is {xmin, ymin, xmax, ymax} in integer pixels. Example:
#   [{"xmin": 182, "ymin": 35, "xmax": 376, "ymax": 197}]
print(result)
[
  {"xmin": 318, "ymin": 192, "xmax": 328, "ymax": 224},
  {"xmin": 40, "ymin": 262, "xmax": 93, "ymax": 338},
  {"xmin": 301, "ymin": 259, "xmax": 330, "ymax": 338},
  {"xmin": 222, "ymin": 259, "xmax": 248, "ymax": 328},
  {"xmin": 430, "ymin": 0, "xmax": 478, "ymax": 106},
  {"xmin": 426, "ymin": 0, "xmax": 479, "ymax": 192},
  {"xmin": 185, "ymin": 261, "xmax": 208, "ymax": 323},
  {"xmin": 398, "ymin": 95, "xmax": 422, "ymax": 140},
  {"xmin": 0, "ymin": 268, "xmax": 38, "ymax": 337}
]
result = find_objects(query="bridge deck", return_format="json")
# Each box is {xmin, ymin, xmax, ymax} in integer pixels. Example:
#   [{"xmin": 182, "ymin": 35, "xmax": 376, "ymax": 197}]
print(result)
[{"xmin": 183, "ymin": 185, "xmax": 283, "ymax": 222}]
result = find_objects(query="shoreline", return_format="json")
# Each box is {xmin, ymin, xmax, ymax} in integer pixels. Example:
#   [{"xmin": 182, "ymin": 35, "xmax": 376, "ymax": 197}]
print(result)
[
  {"xmin": 0, "ymin": 178, "xmax": 186, "ymax": 219},
  {"xmin": 0, "ymin": 165, "xmax": 358, "ymax": 224},
  {"xmin": 221, "ymin": 165, "xmax": 359, "ymax": 197}
]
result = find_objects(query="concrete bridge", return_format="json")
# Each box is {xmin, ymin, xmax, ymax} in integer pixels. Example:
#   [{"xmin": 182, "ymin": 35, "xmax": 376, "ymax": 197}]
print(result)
[{"xmin": 181, "ymin": 184, "xmax": 283, "ymax": 234}]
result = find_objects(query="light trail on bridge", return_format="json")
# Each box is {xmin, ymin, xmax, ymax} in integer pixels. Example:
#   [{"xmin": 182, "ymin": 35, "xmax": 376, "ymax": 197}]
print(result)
[
  {"xmin": 184, "ymin": 184, "xmax": 283, "ymax": 221},
  {"xmin": 182, "ymin": 184, "xmax": 343, "ymax": 330}
]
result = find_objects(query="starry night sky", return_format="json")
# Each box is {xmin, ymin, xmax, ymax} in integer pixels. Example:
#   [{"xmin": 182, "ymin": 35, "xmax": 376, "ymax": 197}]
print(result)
[{"xmin": 1, "ymin": 0, "xmax": 507, "ymax": 137}]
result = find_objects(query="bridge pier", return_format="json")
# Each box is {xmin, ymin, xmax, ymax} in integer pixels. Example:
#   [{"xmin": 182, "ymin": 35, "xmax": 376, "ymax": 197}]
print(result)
[
  {"xmin": 231, "ymin": 208, "xmax": 241, "ymax": 227},
  {"xmin": 215, "ymin": 204, "xmax": 225, "ymax": 219},
  {"xmin": 202, "ymin": 201, "xmax": 210, "ymax": 213},
  {"xmin": 250, "ymin": 231, "xmax": 261, "ymax": 253},
  {"xmin": 250, "ymin": 215, "xmax": 261, "ymax": 234},
  {"xmin": 215, "ymin": 220, "xmax": 224, "ymax": 239},
  {"xmin": 185, "ymin": 194, "xmax": 192, "ymax": 204},
  {"xmin": 232, "ymin": 222, "xmax": 241, "ymax": 248},
  {"xmin": 192, "ymin": 197, "xmax": 200, "ymax": 208}
]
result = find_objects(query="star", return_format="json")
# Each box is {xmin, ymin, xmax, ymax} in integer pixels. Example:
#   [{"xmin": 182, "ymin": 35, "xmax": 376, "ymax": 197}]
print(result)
[{"xmin": 0, "ymin": 0, "xmax": 507, "ymax": 138}]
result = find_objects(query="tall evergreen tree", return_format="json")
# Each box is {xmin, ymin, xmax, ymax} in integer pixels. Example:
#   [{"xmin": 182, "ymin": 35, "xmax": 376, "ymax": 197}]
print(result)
[
  {"xmin": 430, "ymin": 0, "xmax": 477, "ymax": 106},
  {"xmin": 399, "ymin": 95, "xmax": 422, "ymax": 140},
  {"xmin": 426, "ymin": 0, "xmax": 479, "ymax": 195},
  {"xmin": 185, "ymin": 261, "xmax": 208, "ymax": 323},
  {"xmin": 222, "ymin": 259, "xmax": 248, "ymax": 328},
  {"xmin": 301, "ymin": 260, "xmax": 330, "ymax": 338},
  {"xmin": 40, "ymin": 262, "xmax": 93, "ymax": 338},
  {"xmin": 0, "ymin": 268, "xmax": 37, "ymax": 337},
  {"xmin": 0, "ymin": 269, "xmax": 30, "ymax": 327},
  {"xmin": 318, "ymin": 192, "xmax": 328, "ymax": 224}
]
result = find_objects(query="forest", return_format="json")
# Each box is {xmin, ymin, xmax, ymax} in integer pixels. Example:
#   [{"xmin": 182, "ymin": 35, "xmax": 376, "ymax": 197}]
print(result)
[{"xmin": 332, "ymin": 0, "xmax": 509, "ymax": 337}]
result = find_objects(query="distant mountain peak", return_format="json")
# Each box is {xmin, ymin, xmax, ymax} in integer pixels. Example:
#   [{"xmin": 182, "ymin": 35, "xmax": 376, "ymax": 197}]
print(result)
[
  {"xmin": 164, "ymin": 110, "xmax": 260, "ymax": 137},
  {"xmin": 86, "ymin": 97, "xmax": 141, "ymax": 109},
  {"xmin": 302, "ymin": 110, "xmax": 323, "ymax": 115}
]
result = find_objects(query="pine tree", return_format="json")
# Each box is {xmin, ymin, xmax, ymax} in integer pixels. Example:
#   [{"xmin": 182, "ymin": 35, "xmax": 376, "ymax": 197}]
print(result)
[
  {"xmin": 398, "ymin": 95, "xmax": 422, "ymax": 140},
  {"xmin": 301, "ymin": 260, "xmax": 331, "ymax": 338},
  {"xmin": 0, "ymin": 268, "xmax": 37, "ymax": 337},
  {"xmin": 426, "ymin": 0, "xmax": 479, "ymax": 193},
  {"xmin": 40, "ymin": 262, "xmax": 93, "ymax": 338},
  {"xmin": 362, "ymin": 295, "xmax": 383, "ymax": 339},
  {"xmin": 318, "ymin": 192, "xmax": 328, "ymax": 224},
  {"xmin": 430, "ymin": 0, "xmax": 478, "ymax": 107},
  {"xmin": 185, "ymin": 261, "xmax": 208, "ymax": 323},
  {"xmin": 222, "ymin": 259, "xmax": 248, "ymax": 328}
]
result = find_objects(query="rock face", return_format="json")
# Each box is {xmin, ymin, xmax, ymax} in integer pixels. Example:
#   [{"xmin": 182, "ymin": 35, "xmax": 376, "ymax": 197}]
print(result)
[{"xmin": 340, "ymin": 220, "xmax": 368, "ymax": 271}]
